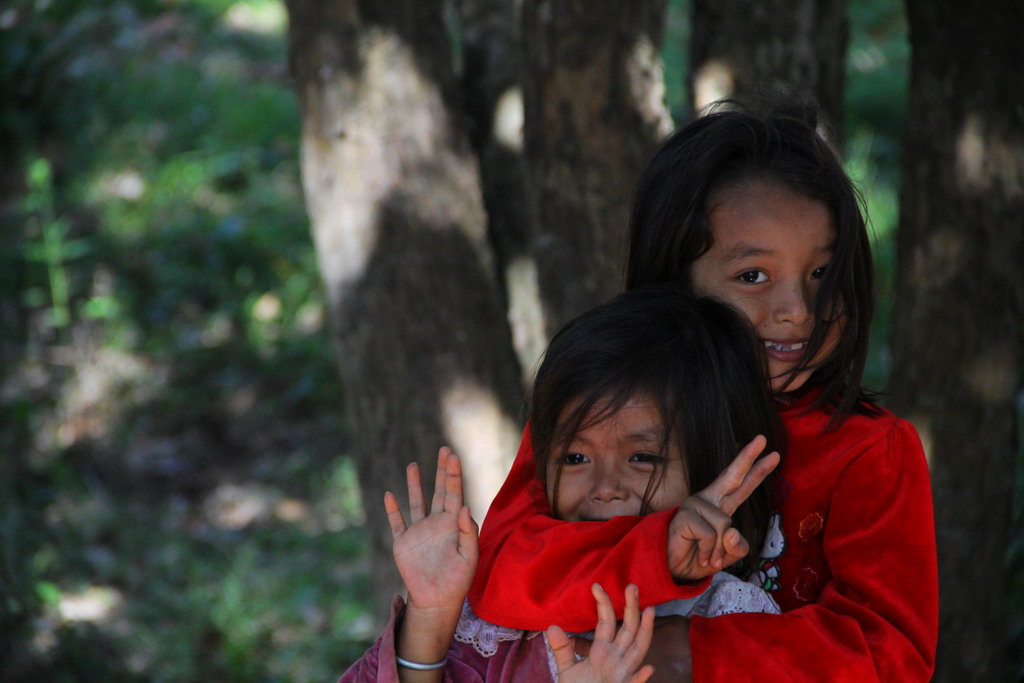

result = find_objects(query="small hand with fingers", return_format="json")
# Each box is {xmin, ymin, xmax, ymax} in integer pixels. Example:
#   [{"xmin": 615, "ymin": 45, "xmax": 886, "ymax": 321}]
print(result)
[
  {"xmin": 667, "ymin": 434, "xmax": 780, "ymax": 581},
  {"xmin": 385, "ymin": 446, "xmax": 478, "ymax": 614},
  {"xmin": 548, "ymin": 584, "xmax": 656, "ymax": 683}
]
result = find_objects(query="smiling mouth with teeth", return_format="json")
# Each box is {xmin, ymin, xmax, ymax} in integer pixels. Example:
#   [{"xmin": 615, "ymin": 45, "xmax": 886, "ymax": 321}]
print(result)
[{"xmin": 764, "ymin": 340, "xmax": 807, "ymax": 352}]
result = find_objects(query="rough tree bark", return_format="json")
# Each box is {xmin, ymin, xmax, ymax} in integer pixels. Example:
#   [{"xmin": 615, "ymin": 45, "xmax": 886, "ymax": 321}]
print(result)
[
  {"xmin": 891, "ymin": 1, "xmax": 1024, "ymax": 680},
  {"xmin": 520, "ymin": 0, "xmax": 673, "ymax": 340},
  {"xmin": 458, "ymin": 0, "xmax": 539, "ymax": 379},
  {"xmin": 688, "ymin": 0, "xmax": 848, "ymax": 137},
  {"xmin": 284, "ymin": 0, "xmax": 522, "ymax": 619}
]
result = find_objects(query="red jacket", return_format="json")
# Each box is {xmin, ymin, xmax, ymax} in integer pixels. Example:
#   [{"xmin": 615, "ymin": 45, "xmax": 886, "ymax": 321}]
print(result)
[{"xmin": 467, "ymin": 390, "xmax": 938, "ymax": 681}]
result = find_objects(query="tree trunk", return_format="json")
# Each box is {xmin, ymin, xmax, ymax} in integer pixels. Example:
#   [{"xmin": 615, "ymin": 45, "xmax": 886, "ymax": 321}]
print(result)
[
  {"xmin": 284, "ymin": 0, "xmax": 523, "ymax": 620},
  {"xmin": 520, "ymin": 0, "xmax": 672, "ymax": 340},
  {"xmin": 891, "ymin": 1, "xmax": 1024, "ymax": 680},
  {"xmin": 458, "ymin": 0, "xmax": 539, "ymax": 380},
  {"xmin": 688, "ymin": 0, "xmax": 848, "ymax": 137}
]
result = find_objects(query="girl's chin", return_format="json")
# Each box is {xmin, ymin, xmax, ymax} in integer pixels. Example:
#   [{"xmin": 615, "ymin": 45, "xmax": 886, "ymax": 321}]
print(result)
[{"xmin": 769, "ymin": 368, "xmax": 812, "ymax": 394}]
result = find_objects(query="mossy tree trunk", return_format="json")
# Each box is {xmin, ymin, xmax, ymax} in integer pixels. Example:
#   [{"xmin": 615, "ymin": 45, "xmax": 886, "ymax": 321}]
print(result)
[
  {"xmin": 284, "ymin": 0, "xmax": 523, "ymax": 620},
  {"xmin": 519, "ymin": 0, "xmax": 673, "ymax": 342},
  {"xmin": 688, "ymin": 0, "xmax": 848, "ymax": 137},
  {"xmin": 891, "ymin": 1, "xmax": 1024, "ymax": 680}
]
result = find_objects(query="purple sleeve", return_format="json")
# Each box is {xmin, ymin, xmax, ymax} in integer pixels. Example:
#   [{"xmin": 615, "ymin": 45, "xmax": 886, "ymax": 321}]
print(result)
[{"xmin": 338, "ymin": 596, "xmax": 498, "ymax": 683}]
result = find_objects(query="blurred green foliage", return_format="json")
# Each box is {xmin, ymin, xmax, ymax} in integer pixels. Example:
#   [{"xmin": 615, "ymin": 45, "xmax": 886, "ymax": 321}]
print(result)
[
  {"xmin": 844, "ymin": 0, "xmax": 909, "ymax": 393},
  {"xmin": 1, "ymin": 0, "xmax": 373, "ymax": 680}
]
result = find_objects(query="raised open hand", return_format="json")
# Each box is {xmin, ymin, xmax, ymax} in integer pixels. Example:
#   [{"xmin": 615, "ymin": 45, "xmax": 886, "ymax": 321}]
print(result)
[
  {"xmin": 385, "ymin": 447, "xmax": 478, "ymax": 614},
  {"xmin": 667, "ymin": 435, "xmax": 780, "ymax": 581},
  {"xmin": 548, "ymin": 584, "xmax": 656, "ymax": 683}
]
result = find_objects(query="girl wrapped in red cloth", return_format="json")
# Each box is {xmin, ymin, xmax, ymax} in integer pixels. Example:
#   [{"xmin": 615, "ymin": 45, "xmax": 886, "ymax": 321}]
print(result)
[
  {"xmin": 341, "ymin": 289, "xmax": 784, "ymax": 682},
  {"xmin": 468, "ymin": 98, "xmax": 938, "ymax": 682}
]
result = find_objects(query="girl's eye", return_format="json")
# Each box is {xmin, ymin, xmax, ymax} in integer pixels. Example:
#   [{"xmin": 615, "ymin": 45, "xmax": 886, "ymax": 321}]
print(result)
[
  {"xmin": 630, "ymin": 452, "xmax": 665, "ymax": 465},
  {"xmin": 811, "ymin": 265, "xmax": 828, "ymax": 279},
  {"xmin": 563, "ymin": 453, "xmax": 588, "ymax": 465},
  {"xmin": 738, "ymin": 270, "xmax": 768, "ymax": 284}
]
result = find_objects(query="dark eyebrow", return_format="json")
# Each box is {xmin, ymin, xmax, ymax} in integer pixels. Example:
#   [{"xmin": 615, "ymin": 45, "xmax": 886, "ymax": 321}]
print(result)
[
  {"xmin": 567, "ymin": 426, "xmax": 663, "ymax": 448},
  {"xmin": 625, "ymin": 427, "xmax": 664, "ymax": 444},
  {"xmin": 721, "ymin": 243, "xmax": 772, "ymax": 263},
  {"xmin": 721, "ymin": 240, "xmax": 836, "ymax": 264},
  {"xmin": 568, "ymin": 432, "xmax": 595, "ymax": 449}
]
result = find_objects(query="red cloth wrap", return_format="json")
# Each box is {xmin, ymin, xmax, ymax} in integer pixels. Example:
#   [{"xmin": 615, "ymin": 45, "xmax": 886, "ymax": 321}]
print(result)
[{"xmin": 468, "ymin": 391, "xmax": 938, "ymax": 681}]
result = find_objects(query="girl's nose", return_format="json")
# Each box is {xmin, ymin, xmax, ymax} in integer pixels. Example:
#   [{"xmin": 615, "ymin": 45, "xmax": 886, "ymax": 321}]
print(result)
[
  {"xmin": 589, "ymin": 464, "xmax": 627, "ymax": 502},
  {"xmin": 771, "ymin": 280, "xmax": 814, "ymax": 326}
]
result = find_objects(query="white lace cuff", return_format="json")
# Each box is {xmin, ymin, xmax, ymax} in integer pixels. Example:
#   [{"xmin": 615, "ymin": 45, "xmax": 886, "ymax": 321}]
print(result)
[
  {"xmin": 690, "ymin": 578, "xmax": 781, "ymax": 617},
  {"xmin": 453, "ymin": 600, "xmax": 538, "ymax": 657}
]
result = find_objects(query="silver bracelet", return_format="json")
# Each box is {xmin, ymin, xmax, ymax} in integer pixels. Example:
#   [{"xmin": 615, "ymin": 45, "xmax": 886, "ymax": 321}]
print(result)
[{"xmin": 396, "ymin": 655, "xmax": 448, "ymax": 671}]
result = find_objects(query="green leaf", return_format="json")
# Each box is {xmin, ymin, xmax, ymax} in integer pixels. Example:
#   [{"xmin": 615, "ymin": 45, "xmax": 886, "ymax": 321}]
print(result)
[{"xmin": 35, "ymin": 580, "xmax": 61, "ymax": 606}]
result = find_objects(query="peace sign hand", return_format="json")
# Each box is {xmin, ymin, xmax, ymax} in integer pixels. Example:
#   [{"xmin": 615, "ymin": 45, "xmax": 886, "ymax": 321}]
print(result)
[{"xmin": 666, "ymin": 435, "xmax": 779, "ymax": 582}]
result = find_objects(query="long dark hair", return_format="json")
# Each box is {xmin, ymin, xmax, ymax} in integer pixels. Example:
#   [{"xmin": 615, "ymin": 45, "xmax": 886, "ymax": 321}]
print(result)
[
  {"xmin": 625, "ymin": 95, "xmax": 877, "ymax": 424},
  {"xmin": 529, "ymin": 285, "xmax": 784, "ymax": 567}
]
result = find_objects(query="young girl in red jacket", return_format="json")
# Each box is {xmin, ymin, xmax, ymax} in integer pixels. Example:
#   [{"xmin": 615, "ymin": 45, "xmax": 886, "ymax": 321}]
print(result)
[
  {"xmin": 467, "ymin": 98, "xmax": 939, "ymax": 682},
  {"xmin": 341, "ymin": 289, "xmax": 784, "ymax": 683}
]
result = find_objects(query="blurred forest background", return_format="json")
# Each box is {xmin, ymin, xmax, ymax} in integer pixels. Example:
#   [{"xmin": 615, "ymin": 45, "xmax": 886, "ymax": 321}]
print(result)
[{"xmin": 0, "ymin": 0, "xmax": 1020, "ymax": 682}]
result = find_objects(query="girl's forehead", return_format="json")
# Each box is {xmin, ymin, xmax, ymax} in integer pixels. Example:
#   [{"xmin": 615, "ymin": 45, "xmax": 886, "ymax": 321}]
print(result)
[
  {"xmin": 557, "ymin": 395, "xmax": 686, "ymax": 454},
  {"xmin": 706, "ymin": 183, "xmax": 835, "ymax": 247},
  {"xmin": 559, "ymin": 391, "xmax": 661, "ymax": 425},
  {"xmin": 709, "ymin": 177, "xmax": 818, "ymax": 213}
]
